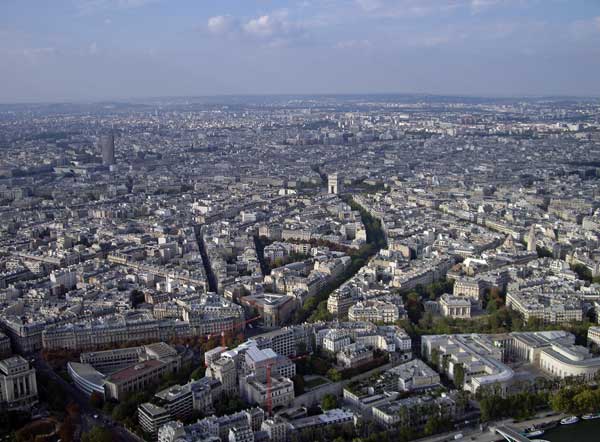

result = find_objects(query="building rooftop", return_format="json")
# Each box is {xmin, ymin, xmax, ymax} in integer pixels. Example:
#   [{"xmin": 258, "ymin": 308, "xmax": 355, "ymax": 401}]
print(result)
[{"xmin": 107, "ymin": 359, "xmax": 165, "ymax": 383}]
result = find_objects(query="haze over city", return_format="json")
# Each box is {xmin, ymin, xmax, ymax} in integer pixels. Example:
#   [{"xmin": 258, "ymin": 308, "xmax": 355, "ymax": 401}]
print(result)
[{"xmin": 2, "ymin": 0, "xmax": 600, "ymax": 102}]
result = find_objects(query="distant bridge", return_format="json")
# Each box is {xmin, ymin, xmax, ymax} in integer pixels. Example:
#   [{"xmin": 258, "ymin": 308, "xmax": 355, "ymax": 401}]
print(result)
[{"xmin": 495, "ymin": 425, "xmax": 533, "ymax": 442}]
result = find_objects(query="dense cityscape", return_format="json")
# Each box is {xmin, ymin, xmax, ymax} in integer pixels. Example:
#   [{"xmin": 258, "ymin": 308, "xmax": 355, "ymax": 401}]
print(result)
[{"xmin": 0, "ymin": 94, "xmax": 599, "ymax": 442}]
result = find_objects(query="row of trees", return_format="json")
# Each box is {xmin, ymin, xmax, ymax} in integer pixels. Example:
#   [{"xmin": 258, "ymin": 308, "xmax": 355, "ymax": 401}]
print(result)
[
  {"xmin": 341, "ymin": 195, "xmax": 387, "ymax": 251},
  {"xmin": 294, "ymin": 418, "xmax": 422, "ymax": 442},
  {"xmin": 473, "ymin": 376, "xmax": 600, "ymax": 423},
  {"xmin": 479, "ymin": 390, "xmax": 549, "ymax": 422},
  {"xmin": 298, "ymin": 195, "xmax": 387, "ymax": 323},
  {"xmin": 255, "ymin": 192, "xmax": 387, "ymax": 326},
  {"xmin": 571, "ymin": 263, "xmax": 600, "ymax": 284},
  {"xmin": 551, "ymin": 384, "xmax": 600, "ymax": 415}
]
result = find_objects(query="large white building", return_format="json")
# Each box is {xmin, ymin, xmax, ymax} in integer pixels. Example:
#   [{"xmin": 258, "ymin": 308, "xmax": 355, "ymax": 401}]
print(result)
[
  {"xmin": 68, "ymin": 342, "xmax": 182, "ymax": 401},
  {"xmin": 423, "ymin": 330, "xmax": 600, "ymax": 396},
  {"xmin": 348, "ymin": 300, "xmax": 401, "ymax": 324},
  {"xmin": 42, "ymin": 294, "xmax": 244, "ymax": 352},
  {"xmin": 384, "ymin": 359, "xmax": 441, "ymax": 392},
  {"xmin": 323, "ymin": 330, "xmax": 352, "ymax": 353},
  {"xmin": 439, "ymin": 294, "xmax": 471, "ymax": 319},
  {"xmin": 337, "ymin": 343, "xmax": 373, "ymax": 368},
  {"xmin": 138, "ymin": 378, "xmax": 218, "ymax": 436},
  {"xmin": 139, "ymin": 402, "xmax": 172, "ymax": 436},
  {"xmin": 0, "ymin": 356, "xmax": 38, "ymax": 410},
  {"xmin": 506, "ymin": 291, "xmax": 583, "ymax": 323},
  {"xmin": 421, "ymin": 334, "xmax": 514, "ymax": 396},
  {"xmin": 509, "ymin": 331, "xmax": 600, "ymax": 381}
]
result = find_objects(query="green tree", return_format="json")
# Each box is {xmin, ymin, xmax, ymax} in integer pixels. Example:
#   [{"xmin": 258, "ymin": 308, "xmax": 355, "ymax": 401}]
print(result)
[
  {"xmin": 551, "ymin": 387, "xmax": 575, "ymax": 413},
  {"xmin": 82, "ymin": 427, "xmax": 112, "ymax": 442},
  {"xmin": 453, "ymin": 363, "xmax": 465, "ymax": 388},
  {"xmin": 321, "ymin": 393, "xmax": 338, "ymax": 411},
  {"xmin": 327, "ymin": 368, "xmax": 342, "ymax": 382},
  {"xmin": 191, "ymin": 365, "xmax": 206, "ymax": 380},
  {"xmin": 424, "ymin": 415, "xmax": 451, "ymax": 436},
  {"xmin": 429, "ymin": 348, "xmax": 440, "ymax": 368},
  {"xmin": 455, "ymin": 390, "xmax": 470, "ymax": 414},
  {"xmin": 486, "ymin": 296, "xmax": 499, "ymax": 314},
  {"xmin": 405, "ymin": 292, "xmax": 423, "ymax": 323},
  {"xmin": 571, "ymin": 263, "xmax": 592, "ymax": 282},
  {"xmin": 102, "ymin": 400, "xmax": 115, "ymax": 415},
  {"xmin": 214, "ymin": 394, "xmax": 248, "ymax": 416}
]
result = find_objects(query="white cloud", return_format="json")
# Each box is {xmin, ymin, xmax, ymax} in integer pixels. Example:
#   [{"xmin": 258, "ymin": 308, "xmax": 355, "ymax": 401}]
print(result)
[
  {"xmin": 244, "ymin": 15, "xmax": 276, "ymax": 37},
  {"xmin": 243, "ymin": 11, "xmax": 300, "ymax": 39},
  {"xmin": 243, "ymin": 11, "xmax": 309, "ymax": 47},
  {"xmin": 207, "ymin": 15, "xmax": 238, "ymax": 35},
  {"xmin": 206, "ymin": 10, "xmax": 308, "ymax": 46}
]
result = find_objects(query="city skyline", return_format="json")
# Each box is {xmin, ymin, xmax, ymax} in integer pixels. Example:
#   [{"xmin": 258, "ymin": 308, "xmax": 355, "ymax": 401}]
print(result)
[{"xmin": 2, "ymin": 74, "xmax": 600, "ymax": 442}]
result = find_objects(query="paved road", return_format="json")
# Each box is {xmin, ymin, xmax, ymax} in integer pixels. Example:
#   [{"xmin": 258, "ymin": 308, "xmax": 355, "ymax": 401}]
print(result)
[
  {"xmin": 413, "ymin": 411, "xmax": 567, "ymax": 442},
  {"xmin": 34, "ymin": 355, "xmax": 142, "ymax": 442}
]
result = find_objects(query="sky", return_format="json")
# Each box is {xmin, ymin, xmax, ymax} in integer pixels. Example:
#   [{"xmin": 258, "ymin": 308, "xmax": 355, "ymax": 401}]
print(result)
[{"xmin": 1, "ymin": 0, "xmax": 600, "ymax": 102}]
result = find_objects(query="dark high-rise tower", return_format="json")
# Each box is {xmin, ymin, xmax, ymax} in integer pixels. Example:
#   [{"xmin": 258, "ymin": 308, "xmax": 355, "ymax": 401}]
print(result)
[{"xmin": 100, "ymin": 132, "xmax": 115, "ymax": 166}]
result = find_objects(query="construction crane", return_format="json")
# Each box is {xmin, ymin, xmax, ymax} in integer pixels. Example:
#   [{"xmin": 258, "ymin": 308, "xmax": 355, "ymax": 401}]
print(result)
[{"xmin": 265, "ymin": 362, "xmax": 274, "ymax": 416}]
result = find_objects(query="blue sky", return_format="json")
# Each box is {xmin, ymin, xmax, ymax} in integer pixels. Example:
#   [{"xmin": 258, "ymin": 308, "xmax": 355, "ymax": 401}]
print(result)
[{"xmin": 1, "ymin": 0, "xmax": 600, "ymax": 102}]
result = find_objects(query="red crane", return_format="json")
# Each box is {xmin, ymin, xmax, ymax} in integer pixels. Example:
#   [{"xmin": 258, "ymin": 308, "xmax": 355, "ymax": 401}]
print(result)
[{"xmin": 265, "ymin": 362, "xmax": 273, "ymax": 416}]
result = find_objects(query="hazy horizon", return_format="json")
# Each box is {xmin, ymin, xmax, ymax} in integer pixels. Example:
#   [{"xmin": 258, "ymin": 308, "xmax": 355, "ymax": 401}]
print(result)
[
  {"xmin": 2, "ymin": 0, "xmax": 600, "ymax": 102},
  {"xmin": 3, "ymin": 90, "xmax": 600, "ymax": 106}
]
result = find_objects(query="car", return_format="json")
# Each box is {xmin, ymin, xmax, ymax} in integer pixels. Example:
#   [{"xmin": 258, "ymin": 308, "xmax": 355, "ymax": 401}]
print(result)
[{"xmin": 93, "ymin": 414, "xmax": 99, "ymax": 419}]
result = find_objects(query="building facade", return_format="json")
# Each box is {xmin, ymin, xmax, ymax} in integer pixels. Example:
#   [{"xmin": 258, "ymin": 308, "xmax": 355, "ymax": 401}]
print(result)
[{"xmin": 0, "ymin": 356, "xmax": 38, "ymax": 410}]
